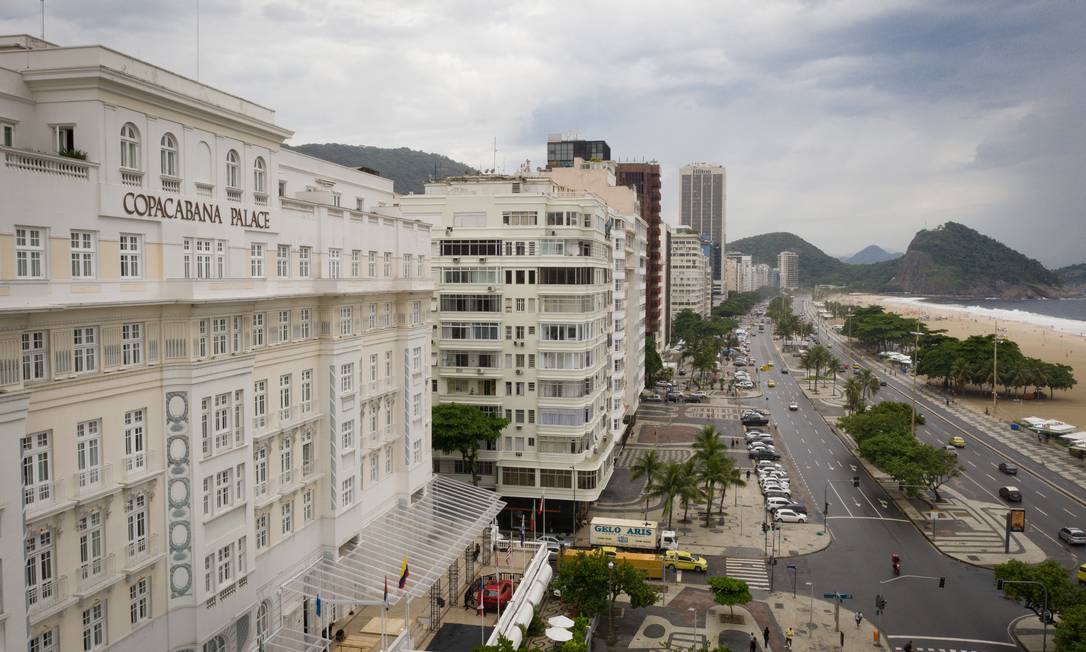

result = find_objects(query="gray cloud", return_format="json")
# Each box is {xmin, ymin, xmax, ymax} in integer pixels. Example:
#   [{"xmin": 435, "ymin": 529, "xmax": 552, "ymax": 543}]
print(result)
[{"xmin": 2, "ymin": 0, "xmax": 1083, "ymax": 265}]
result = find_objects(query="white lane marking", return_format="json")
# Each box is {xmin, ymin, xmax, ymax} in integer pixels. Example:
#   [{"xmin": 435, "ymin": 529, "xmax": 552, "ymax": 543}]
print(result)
[
  {"xmin": 1036, "ymin": 491, "xmax": 1047, "ymax": 499},
  {"xmin": 858, "ymin": 488, "xmax": 884, "ymax": 517},
  {"xmin": 825, "ymin": 516, "xmax": 910, "ymax": 522},
  {"xmin": 965, "ymin": 460, "xmax": 977, "ymax": 468},
  {"xmin": 1064, "ymin": 507, "xmax": 1078, "ymax": 518},
  {"xmin": 807, "ymin": 448, "xmax": 813, "ymax": 455},
  {"xmin": 814, "ymin": 459, "xmax": 821, "ymax": 467},
  {"xmin": 884, "ymin": 635, "xmax": 1020, "ymax": 646},
  {"xmin": 985, "ymin": 473, "xmax": 997, "ymax": 482},
  {"xmin": 1035, "ymin": 507, "xmax": 1049, "ymax": 517},
  {"xmin": 829, "ymin": 482, "xmax": 855, "ymax": 518}
]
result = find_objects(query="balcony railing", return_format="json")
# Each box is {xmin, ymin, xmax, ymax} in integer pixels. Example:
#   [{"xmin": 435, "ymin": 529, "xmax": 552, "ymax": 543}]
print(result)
[
  {"xmin": 302, "ymin": 461, "xmax": 317, "ymax": 478},
  {"xmin": 121, "ymin": 169, "xmax": 144, "ymax": 187},
  {"xmin": 77, "ymin": 553, "xmax": 115, "ymax": 593},
  {"xmin": 124, "ymin": 534, "xmax": 158, "ymax": 570},
  {"xmin": 3, "ymin": 147, "xmax": 91, "ymax": 180},
  {"xmin": 26, "ymin": 576, "xmax": 67, "ymax": 614},
  {"xmin": 73, "ymin": 464, "xmax": 112, "ymax": 498},
  {"xmin": 161, "ymin": 176, "xmax": 181, "ymax": 193},
  {"xmin": 226, "ymin": 187, "xmax": 243, "ymax": 202},
  {"xmin": 23, "ymin": 479, "xmax": 58, "ymax": 509}
]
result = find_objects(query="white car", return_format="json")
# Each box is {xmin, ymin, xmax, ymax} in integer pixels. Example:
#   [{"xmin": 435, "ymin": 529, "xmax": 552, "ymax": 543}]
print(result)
[
  {"xmin": 761, "ymin": 483, "xmax": 790, "ymax": 495},
  {"xmin": 788, "ymin": 402, "xmax": 799, "ymax": 411},
  {"xmin": 774, "ymin": 509, "xmax": 808, "ymax": 523},
  {"xmin": 756, "ymin": 462, "xmax": 785, "ymax": 472},
  {"xmin": 766, "ymin": 497, "xmax": 792, "ymax": 512}
]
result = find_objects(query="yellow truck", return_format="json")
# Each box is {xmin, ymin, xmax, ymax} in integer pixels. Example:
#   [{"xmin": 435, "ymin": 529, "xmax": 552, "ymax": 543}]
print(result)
[{"xmin": 560, "ymin": 546, "xmax": 664, "ymax": 580}]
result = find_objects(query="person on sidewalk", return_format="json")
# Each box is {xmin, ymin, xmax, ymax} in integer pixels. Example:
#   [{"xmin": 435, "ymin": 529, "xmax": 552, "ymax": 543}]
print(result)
[
  {"xmin": 749, "ymin": 632, "xmax": 757, "ymax": 652},
  {"xmin": 763, "ymin": 626, "xmax": 770, "ymax": 647},
  {"xmin": 854, "ymin": 610, "xmax": 864, "ymax": 628},
  {"xmin": 785, "ymin": 626, "xmax": 794, "ymax": 647},
  {"xmin": 904, "ymin": 642, "xmax": 913, "ymax": 652}
]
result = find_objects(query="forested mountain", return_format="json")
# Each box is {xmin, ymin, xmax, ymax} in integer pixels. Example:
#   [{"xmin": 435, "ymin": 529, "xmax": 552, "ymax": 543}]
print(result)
[
  {"xmin": 841, "ymin": 245, "xmax": 902, "ymax": 265},
  {"xmin": 726, "ymin": 232, "xmax": 897, "ymax": 288},
  {"xmin": 286, "ymin": 143, "xmax": 477, "ymax": 195},
  {"xmin": 1055, "ymin": 263, "xmax": 1086, "ymax": 295}
]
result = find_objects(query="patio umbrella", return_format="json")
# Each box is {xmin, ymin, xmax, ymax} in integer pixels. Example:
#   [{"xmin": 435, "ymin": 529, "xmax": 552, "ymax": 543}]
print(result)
[
  {"xmin": 545, "ymin": 627, "xmax": 573, "ymax": 642},
  {"xmin": 548, "ymin": 615, "xmax": 576, "ymax": 629}
]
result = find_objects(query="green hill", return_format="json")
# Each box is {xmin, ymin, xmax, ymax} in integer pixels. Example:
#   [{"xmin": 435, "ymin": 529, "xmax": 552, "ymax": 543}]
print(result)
[
  {"xmin": 286, "ymin": 143, "xmax": 477, "ymax": 195},
  {"xmin": 889, "ymin": 222, "xmax": 1061, "ymax": 298},
  {"xmin": 727, "ymin": 232, "xmax": 896, "ymax": 288},
  {"xmin": 1055, "ymin": 263, "xmax": 1086, "ymax": 286}
]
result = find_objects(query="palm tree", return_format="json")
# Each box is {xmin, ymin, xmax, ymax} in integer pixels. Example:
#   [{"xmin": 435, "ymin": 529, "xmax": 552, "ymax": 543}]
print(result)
[
  {"xmin": 631, "ymin": 451, "xmax": 663, "ymax": 520},
  {"xmin": 645, "ymin": 462, "xmax": 687, "ymax": 529},
  {"xmin": 719, "ymin": 462, "xmax": 745, "ymax": 510},
  {"xmin": 692, "ymin": 425, "xmax": 724, "ymax": 460},
  {"xmin": 828, "ymin": 354, "xmax": 841, "ymax": 396},
  {"xmin": 844, "ymin": 376, "xmax": 865, "ymax": 414},
  {"xmin": 856, "ymin": 368, "xmax": 881, "ymax": 400},
  {"xmin": 676, "ymin": 460, "xmax": 704, "ymax": 524},
  {"xmin": 698, "ymin": 454, "xmax": 730, "ymax": 527}
]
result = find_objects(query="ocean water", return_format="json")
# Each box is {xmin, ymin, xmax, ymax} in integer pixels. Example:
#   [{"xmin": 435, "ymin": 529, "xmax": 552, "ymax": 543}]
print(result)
[{"xmin": 890, "ymin": 297, "xmax": 1086, "ymax": 336}]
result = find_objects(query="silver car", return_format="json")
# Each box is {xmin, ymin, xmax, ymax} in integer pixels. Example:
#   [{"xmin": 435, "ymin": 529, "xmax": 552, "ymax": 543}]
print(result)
[{"xmin": 1059, "ymin": 527, "xmax": 1086, "ymax": 545}]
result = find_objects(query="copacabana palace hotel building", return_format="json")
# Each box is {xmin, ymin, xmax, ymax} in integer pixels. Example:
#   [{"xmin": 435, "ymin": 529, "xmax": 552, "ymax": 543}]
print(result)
[{"xmin": 0, "ymin": 35, "xmax": 502, "ymax": 652}]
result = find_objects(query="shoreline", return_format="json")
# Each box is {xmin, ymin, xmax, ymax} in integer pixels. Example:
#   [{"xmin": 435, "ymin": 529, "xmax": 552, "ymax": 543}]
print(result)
[{"xmin": 830, "ymin": 293, "xmax": 1086, "ymax": 428}]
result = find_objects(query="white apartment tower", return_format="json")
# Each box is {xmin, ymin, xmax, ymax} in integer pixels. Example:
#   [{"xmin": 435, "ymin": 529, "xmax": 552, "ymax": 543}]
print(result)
[
  {"xmin": 669, "ymin": 226, "xmax": 712, "ymax": 320},
  {"xmin": 679, "ymin": 163, "xmax": 726, "ymax": 283},
  {"xmin": 402, "ymin": 174, "xmax": 628, "ymax": 533},
  {"xmin": 0, "ymin": 35, "xmax": 499, "ymax": 652},
  {"xmin": 778, "ymin": 250, "xmax": 800, "ymax": 289}
]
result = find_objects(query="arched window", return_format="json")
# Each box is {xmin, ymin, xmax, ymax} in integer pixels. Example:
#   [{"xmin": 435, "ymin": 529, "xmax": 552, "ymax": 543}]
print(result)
[
  {"xmin": 195, "ymin": 142, "xmax": 212, "ymax": 184},
  {"xmin": 226, "ymin": 149, "xmax": 240, "ymax": 188},
  {"xmin": 160, "ymin": 133, "xmax": 179, "ymax": 177},
  {"xmin": 256, "ymin": 601, "xmax": 270, "ymax": 642},
  {"xmin": 202, "ymin": 636, "xmax": 225, "ymax": 652},
  {"xmin": 120, "ymin": 123, "xmax": 140, "ymax": 170},
  {"xmin": 253, "ymin": 156, "xmax": 267, "ymax": 194}
]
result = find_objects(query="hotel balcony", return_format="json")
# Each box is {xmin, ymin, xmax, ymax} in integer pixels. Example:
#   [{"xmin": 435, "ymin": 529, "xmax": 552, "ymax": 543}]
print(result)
[
  {"xmin": 76, "ymin": 553, "xmax": 116, "ymax": 597},
  {"xmin": 253, "ymin": 402, "xmax": 320, "ymax": 441},
  {"xmin": 72, "ymin": 464, "xmax": 115, "ymax": 502},
  {"xmin": 123, "ymin": 534, "xmax": 161, "ymax": 573},
  {"xmin": 120, "ymin": 449, "xmax": 160, "ymax": 486},
  {"xmin": 26, "ymin": 576, "xmax": 69, "ymax": 622},
  {"xmin": 438, "ymin": 364, "xmax": 504, "ymax": 378}
]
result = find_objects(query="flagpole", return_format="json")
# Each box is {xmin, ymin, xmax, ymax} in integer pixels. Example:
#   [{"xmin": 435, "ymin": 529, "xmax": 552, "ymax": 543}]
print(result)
[
  {"xmin": 542, "ymin": 489, "xmax": 546, "ymax": 536},
  {"xmin": 479, "ymin": 576, "xmax": 485, "ymax": 646},
  {"xmin": 381, "ymin": 576, "xmax": 387, "ymax": 652}
]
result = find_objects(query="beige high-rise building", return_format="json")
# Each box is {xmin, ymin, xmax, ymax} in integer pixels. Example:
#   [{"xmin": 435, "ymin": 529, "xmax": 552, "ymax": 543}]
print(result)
[
  {"xmin": 679, "ymin": 163, "xmax": 726, "ymax": 282},
  {"xmin": 669, "ymin": 226, "xmax": 712, "ymax": 320},
  {"xmin": 0, "ymin": 34, "xmax": 499, "ymax": 652},
  {"xmin": 778, "ymin": 250, "xmax": 800, "ymax": 289}
]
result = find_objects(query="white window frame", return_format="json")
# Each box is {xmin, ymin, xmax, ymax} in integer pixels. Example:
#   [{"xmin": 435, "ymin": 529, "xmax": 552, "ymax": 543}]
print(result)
[
  {"xmin": 226, "ymin": 149, "xmax": 241, "ymax": 188},
  {"xmin": 70, "ymin": 230, "xmax": 96, "ymax": 279},
  {"xmin": 81, "ymin": 600, "xmax": 106, "ymax": 651},
  {"xmin": 121, "ymin": 323, "xmax": 143, "ymax": 366},
  {"xmin": 341, "ymin": 419, "xmax": 354, "ymax": 450},
  {"xmin": 16, "ymin": 226, "xmax": 46, "ymax": 279},
  {"xmin": 253, "ymin": 157, "xmax": 267, "ymax": 193},
  {"xmin": 251, "ymin": 312, "xmax": 265, "ymax": 347},
  {"xmin": 129, "ymin": 576, "xmax": 151, "ymax": 626},
  {"xmin": 160, "ymin": 133, "xmax": 179, "ymax": 177},
  {"xmin": 119, "ymin": 234, "xmax": 143, "ymax": 279},
  {"xmin": 328, "ymin": 248, "xmax": 341, "ymax": 279},
  {"xmin": 278, "ymin": 310, "xmax": 290, "ymax": 342},
  {"xmin": 281, "ymin": 501, "xmax": 293, "ymax": 534},
  {"xmin": 124, "ymin": 408, "xmax": 146, "ymax": 473},
  {"xmin": 73, "ymin": 326, "xmax": 97, "ymax": 374},
  {"xmin": 250, "ymin": 243, "xmax": 265, "ymax": 278},
  {"xmin": 298, "ymin": 246, "xmax": 311, "ymax": 277},
  {"xmin": 276, "ymin": 245, "xmax": 290, "ymax": 277},
  {"xmin": 120, "ymin": 122, "xmax": 140, "ymax": 170}
]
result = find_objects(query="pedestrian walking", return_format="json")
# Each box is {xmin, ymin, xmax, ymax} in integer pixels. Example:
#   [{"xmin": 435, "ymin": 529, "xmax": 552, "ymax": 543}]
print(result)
[
  {"xmin": 854, "ymin": 611, "xmax": 863, "ymax": 628},
  {"xmin": 763, "ymin": 626, "xmax": 770, "ymax": 647},
  {"xmin": 746, "ymin": 468, "xmax": 751, "ymax": 480},
  {"xmin": 904, "ymin": 641, "xmax": 913, "ymax": 652},
  {"xmin": 749, "ymin": 632, "xmax": 757, "ymax": 652},
  {"xmin": 785, "ymin": 626, "xmax": 794, "ymax": 647}
]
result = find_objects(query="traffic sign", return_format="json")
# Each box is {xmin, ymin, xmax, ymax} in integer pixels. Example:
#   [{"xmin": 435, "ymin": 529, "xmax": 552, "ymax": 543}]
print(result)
[{"xmin": 823, "ymin": 592, "xmax": 853, "ymax": 600}]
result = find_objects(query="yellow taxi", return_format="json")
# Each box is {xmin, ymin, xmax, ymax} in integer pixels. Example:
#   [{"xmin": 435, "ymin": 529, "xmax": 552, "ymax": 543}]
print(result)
[
  {"xmin": 664, "ymin": 550, "xmax": 709, "ymax": 572},
  {"xmin": 767, "ymin": 380, "xmax": 777, "ymax": 388},
  {"xmin": 949, "ymin": 436, "xmax": 966, "ymax": 448},
  {"xmin": 1078, "ymin": 563, "xmax": 1086, "ymax": 584}
]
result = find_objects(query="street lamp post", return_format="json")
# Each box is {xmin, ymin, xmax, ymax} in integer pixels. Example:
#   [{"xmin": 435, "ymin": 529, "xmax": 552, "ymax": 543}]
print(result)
[
  {"xmin": 910, "ymin": 324, "xmax": 923, "ymax": 434},
  {"xmin": 806, "ymin": 581, "xmax": 814, "ymax": 625},
  {"xmin": 571, "ymin": 464, "xmax": 577, "ymax": 535},
  {"xmin": 607, "ymin": 561, "xmax": 616, "ymax": 645},
  {"xmin": 998, "ymin": 579, "xmax": 1049, "ymax": 652},
  {"xmin": 822, "ymin": 477, "xmax": 860, "ymax": 537},
  {"xmin": 787, "ymin": 563, "xmax": 797, "ymax": 598},
  {"xmin": 688, "ymin": 607, "xmax": 698, "ymax": 645}
]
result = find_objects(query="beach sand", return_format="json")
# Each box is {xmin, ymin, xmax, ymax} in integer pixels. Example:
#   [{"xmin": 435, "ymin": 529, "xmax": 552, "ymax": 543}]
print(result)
[{"xmin": 830, "ymin": 294, "xmax": 1086, "ymax": 429}]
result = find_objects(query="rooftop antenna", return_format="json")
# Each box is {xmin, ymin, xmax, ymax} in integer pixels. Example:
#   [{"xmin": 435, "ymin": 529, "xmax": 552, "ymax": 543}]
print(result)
[
  {"xmin": 40, "ymin": 0, "xmax": 45, "ymax": 40},
  {"xmin": 492, "ymin": 137, "xmax": 498, "ymax": 174},
  {"xmin": 195, "ymin": 0, "xmax": 201, "ymax": 81}
]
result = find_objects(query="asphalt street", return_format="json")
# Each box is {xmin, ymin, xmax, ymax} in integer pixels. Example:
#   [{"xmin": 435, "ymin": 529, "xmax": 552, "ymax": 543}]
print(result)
[
  {"xmin": 744, "ymin": 312, "xmax": 1026, "ymax": 652},
  {"xmin": 797, "ymin": 296, "xmax": 1086, "ymax": 570}
]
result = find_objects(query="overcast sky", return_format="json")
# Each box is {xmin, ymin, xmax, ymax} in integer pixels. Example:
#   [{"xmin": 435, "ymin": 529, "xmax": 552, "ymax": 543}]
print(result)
[{"xmin": 5, "ymin": 1, "xmax": 1085, "ymax": 266}]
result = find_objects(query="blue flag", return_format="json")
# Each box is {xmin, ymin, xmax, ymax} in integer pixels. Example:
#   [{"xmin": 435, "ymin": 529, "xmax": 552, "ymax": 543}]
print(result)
[{"xmin": 315, "ymin": 593, "xmax": 322, "ymax": 617}]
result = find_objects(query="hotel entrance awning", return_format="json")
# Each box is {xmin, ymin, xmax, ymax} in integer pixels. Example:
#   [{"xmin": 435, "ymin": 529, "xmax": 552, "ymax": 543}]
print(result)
[{"xmin": 281, "ymin": 475, "xmax": 505, "ymax": 605}]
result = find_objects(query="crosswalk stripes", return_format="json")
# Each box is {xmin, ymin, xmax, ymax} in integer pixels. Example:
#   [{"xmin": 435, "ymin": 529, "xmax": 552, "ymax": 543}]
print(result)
[
  {"xmin": 616, "ymin": 448, "xmax": 691, "ymax": 468},
  {"xmin": 894, "ymin": 647, "xmax": 988, "ymax": 652},
  {"xmin": 724, "ymin": 557, "xmax": 770, "ymax": 591}
]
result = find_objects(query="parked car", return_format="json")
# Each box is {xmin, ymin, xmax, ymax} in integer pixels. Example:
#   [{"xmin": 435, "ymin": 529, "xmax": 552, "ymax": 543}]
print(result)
[
  {"xmin": 750, "ymin": 449, "xmax": 781, "ymax": 461},
  {"xmin": 781, "ymin": 368, "xmax": 789, "ymax": 374},
  {"xmin": 788, "ymin": 402, "xmax": 799, "ymax": 411},
  {"xmin": 664, "ymin": 550, "xmax": 708, "ymax": 572},
  {"xmin": 998, "ymin": 462, "xmax": 1019, "ymax": 475},
  {"xmin": 774, "ymin": 509, "xmax": 808, "ymax": 523},
  {"xmin": 764, "ymin": 489, "xmax": 792, "ymax": 501},
  {"xmin": 534, "ymin": 535, "xmax": 569, "ymax": 555},
  {"xmin": 642, "ymin": 393, "xmax": 663, "ymax": 403},
  {"xmin": 742, "ymin": 415, "xmax": 769, "ymax": 427},
  {"xmin": 999, "ymin": 486, "xmax": 1023, "ymax": 502},
  {"xmin": 765, "ymin": 497, "xmax": 792, "ymax": 512},
  {"xmin": 476, "ymin": 578, "xmax": 515, "ymax": 610},
  {"xmin": 771, "ymin": 502, "xmax": 807, "ymax": 515},
  {"xmin": 684, "ymin": 394, "xmax": 705, "ymax": 403},
  {"xmin": 689, "ymin": 391, "xmax": 709, "ymax": 401},
  {"xmin": 1059, "ymin": 527, "xmax": 1086, "ymax": 546},
  {"xmin": 1079, "ymin": 563, "xmax": 1086, "ymax": 584},
  {"xmin": 756, "ymin": 462, "xmax": 785, "ymax": 473}
]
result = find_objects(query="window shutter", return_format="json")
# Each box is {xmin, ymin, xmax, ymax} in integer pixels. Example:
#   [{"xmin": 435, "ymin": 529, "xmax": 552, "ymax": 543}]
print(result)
[
  {"xmin": 145, "ymin": 321, "xmax": 161, "ymax": 364},
  {"xmin": 164, "ymin": 321, "xmax": 188, "ymax": 359},
  {"xmin": 352, "ymin": 305, "xmax": 363, "ymax": 334},
  {"xmin": 242, "ymin": 315, "xmax": 251, "ymax": 351},
  {"xmin": 192, "ymin": 323, "xmax": 203, "ymax": 360},
  {"xmin": 268, "ymin": 318, "xmax": 279, "ymax": 346},
  {"xmin": 102, "ymin": 324, "xmax": 123, "ymax": 371},
  {"xmin": 292, "ymin": 310, "xmax": 302, "ymax": 340},
  {"xmin": 51, "ymin": 329, "xmax": 73, "ymax": 378}
]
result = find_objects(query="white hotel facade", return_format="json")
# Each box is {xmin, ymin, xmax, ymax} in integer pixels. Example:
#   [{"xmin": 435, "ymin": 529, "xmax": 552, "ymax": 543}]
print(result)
[
  {"xmin": 401, "ymin": 167, "xmax": 646, "ymax": 533},
  {"xmin": 0, "ymin": 35, "xmax": 501, "ymax": 652}
]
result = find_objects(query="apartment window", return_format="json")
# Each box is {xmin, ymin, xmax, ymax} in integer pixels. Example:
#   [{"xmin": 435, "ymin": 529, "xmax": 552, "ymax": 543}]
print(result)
[
  {"xmin": 126, "ymin": 493, "xmax": 148, "ymax": 555},
  {"xmin": 383, "ymin": 251, "xmax": 391, "ymax": 277},
  {"xmin": 384, "ymin": 350, "xmax": 392, "ymax": 379},
  {"xmin": 77, "ymin": 510, "xmax": 105, "ymax": 582},
  {"xmin": 385, "ymin": 446, "xmax": 392, "ymax": 474},
  {"xmin": 120, "ymin": 122, "xmax": 140, "ymax": 169},
  {"xmin": 300, "ymin": 308, "xmax": 312, "ymax": 339},
  {"xmin": 129, "ymin": 577, "xmax": 150, "ymax": 625},
  {"xmin": 81, "ymin": 601, "xmax": 106, "ymax": 651},
  {"xmin": 332, "ymin": 191, "xmax": 342, "ymax": 207},
  {"xmin": 71, "ymin": 326, "xmax": 97, "ymax": 373},
  {"xmin": 214, "ymin": 468, "xmax": 233, "ymax": 512},
  {"xmin": 412, "ymin": 346, "xmax": 421, "ymax": 372},
  {"xmin": 418, "ymin": 255, "xmax": 425, "ymax": 277},
  {"xmin": 226, "ymin": 149, "xmax": 240, "ymax": 188},
  {"xmin": 276, "ymin": 245, "xmax": 290, "ymax": 277},
  {"xmin": 339, "ymin": 306, "xmax": 353, "ymax": 336},
  {"xmin": 413, "ymin": 393, "xmax": 421, "ymax": 417},
  {"xmin": 70, "ymin": 231, "xmax": 96, "ymax": 278},
  {"xmin": 24, "ymin": 529, "xmax": 54, "ymax": 607},
  {"xmin": 341, "ymin": 419, "xmax": 354, "ymax": 450},
  {"xmin": 160, "ymin": 133, "xmax": 179, "ymax": 177},
  {"xmin": 351, "ymin": 250, "xmax": 361, "ymax": 277},
  {"xmin": 413, "ymin": 438, "xmax": 422, "ymax": 464},
  {"xmin": 341, "ymin": 363, "xmax": 354, "ymax": 393},
  {"xmin": 214, "ymin": 392, "xmax": 231, "ymax": 451},
  {"xmin": 76, "ymin": 420, "xmax": 103, "ymax": 488},
  {"xmin": 301, "ymin": 369, "xmax": 313, "ymax": 411},
  {"xmin": 280, "ymin": 434, "xmax": 293, "ymax": 480},
  {"xmin": 368, "ymin": 250, "xmax": 377, "ymax": 277},
  {"xmin": 216, "ymin": 543, "xmax": 234, "ymax": 586},
  {"xmin": 370, "ymin": 453, "xmax": 379, "ymax": 482},
  {"xmin": 256, "ymin": 512, "xmax": 269, "ymax": 549},
  {"xmin": 212, "ymin": 318, "xmax": 228, "ymax": 355},
  {"xmin": 403, "ymin": 253, "xmax": 413, "ymax": 278},
  {"xmin": 383, "ymin": 303, "xmax": 392, "ymax": 327},
  {"xmin": 303, "ymin": 489, "xmax": 314, "ymax": 521},
  {"xmin": 200, "ymin": 398, "xmax": 212, "ymax": 458},
  {"xmin": 2, "ymin": 121, "xmax": 13, "ymax": 147},
  {"xmin": 279, "ymin": 374, "xmax": 292, "ymax": 418},
  {"xmin": 278, "ymin": 310, "xmax": 290, "ymax": 342},
  {"xmin": 342, "ymin": 476, "xmax": 356, "ymax": 506},
  {"xmin": 368, "ymin": 303, "xmax": 377, "ymax": 329},
  {"xmin": 16, "ymin": 227, "xmax": 46, "ymax": 279},
  {"xmin": 370, "ymin": 402, "xmax": 379, "ymax": 435},
  {"xmin": 298, "ymin": 247, "xmax": 311, "ymax": 277},
  {"xmin": 235, "ymin": 462, "xmax": 245, "ymax": 501},
  {"xmin": 328, "ymin": 248, "xmax": 341, "ymax": 279},
  {"xmin": 254, "ymin": 380, "xmax": 267, "ymax": 428},
  {"xmin": 411, "ymin": 301, "xmax": 421, "ymax": 325},
  {"xmin": 195, "ymin": 320, "xmax": 209, "ymax": 358},
  {"xmin": 253, "ymin": 157, "xmax": 267, "ymax": 193},
  {"xmin": 55, "ymin": 124, "xmax": 75, "ymax": 153},
  {"xmin": 119, "ymin": 234, "xmax": 142, "ymax": 278},
  {"xmin": 124, "ymin": 408, "xmax": 146, "ymax": 473},
  {"xmin": 121, "ymin": 323, "xmax": 143, "ymax": 365},
  {"xmin": 250, "ymin": 243, "xmax": 264, "ymax": 277},
  {"xmin": 21, "ymin": 331, "xmax": 48, "ymax": 381},
  {"xmin": 502, "ymin": 211, "xmax": 538, "ymax": 226},
  {"xmin": 502, "ymin": 467, "xmax": 536, "ymax": 487},
  {"xmin": 301, "ymin": 428, "xmax": 314, "ymax": 471},
  {"xmin": 281, "ymin": 501, "xmax": 293, "ymax": 534},
  {"xmin": 369, "ymin": 354, "xmax": 378, "ymax": 382}
]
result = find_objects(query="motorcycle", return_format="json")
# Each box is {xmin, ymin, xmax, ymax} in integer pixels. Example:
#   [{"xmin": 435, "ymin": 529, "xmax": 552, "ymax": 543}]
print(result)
[{"xmin": 891, "ymin": 552, "xmax": 901, "ymax": 576}]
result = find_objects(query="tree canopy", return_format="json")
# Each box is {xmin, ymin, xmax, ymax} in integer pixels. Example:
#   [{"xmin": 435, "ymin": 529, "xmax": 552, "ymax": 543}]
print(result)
[
  {"xmin": 994, "ymin": 559, "xmax": 1086, "ymax": 620},
  {"xmin": 431, "ymin": 403, "xmax": 509, "ymax": 485},
  {"xmin": 708, "ymin": 576, "xmax": 753, "ymax": 617}
]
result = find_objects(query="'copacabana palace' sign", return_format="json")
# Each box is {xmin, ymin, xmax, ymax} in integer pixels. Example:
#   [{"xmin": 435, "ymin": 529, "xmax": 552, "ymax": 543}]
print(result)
[{"xmin": 122, "ymin": 192, "xmax": 271, "ymax": 230}]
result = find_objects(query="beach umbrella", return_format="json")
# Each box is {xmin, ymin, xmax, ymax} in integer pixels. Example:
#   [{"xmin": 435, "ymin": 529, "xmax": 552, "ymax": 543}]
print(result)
[
  {"xmin": 548, "ymin": 615, "xmax": 576, "ymax": 629},
  {"xmin": 545, "ymin": 627, "xmax": 573, "ymax": 642}
]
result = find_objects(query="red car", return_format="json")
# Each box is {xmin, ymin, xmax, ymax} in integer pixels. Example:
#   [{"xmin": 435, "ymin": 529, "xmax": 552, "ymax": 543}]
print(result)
[{"xmin": 476, "ymin": 579, "xmax": 514, "ymax": 610}]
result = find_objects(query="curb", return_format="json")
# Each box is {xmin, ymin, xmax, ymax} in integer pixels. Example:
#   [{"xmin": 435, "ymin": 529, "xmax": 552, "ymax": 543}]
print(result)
[{"xmin": 1007, "ymin": 614, "xmax": 1033, "ymax": 652}]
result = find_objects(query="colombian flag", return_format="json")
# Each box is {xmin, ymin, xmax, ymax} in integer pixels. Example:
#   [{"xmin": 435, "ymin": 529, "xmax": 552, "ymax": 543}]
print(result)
[{"xmin": 398, "ymin": 556, "xmax": 410, "ymax": 589}]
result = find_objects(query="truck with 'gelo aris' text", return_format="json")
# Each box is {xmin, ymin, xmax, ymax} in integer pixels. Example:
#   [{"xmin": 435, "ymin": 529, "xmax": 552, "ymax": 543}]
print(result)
[{"xmin": 588, "ymin": 517, "xmax": 678, "ymax": 551}]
